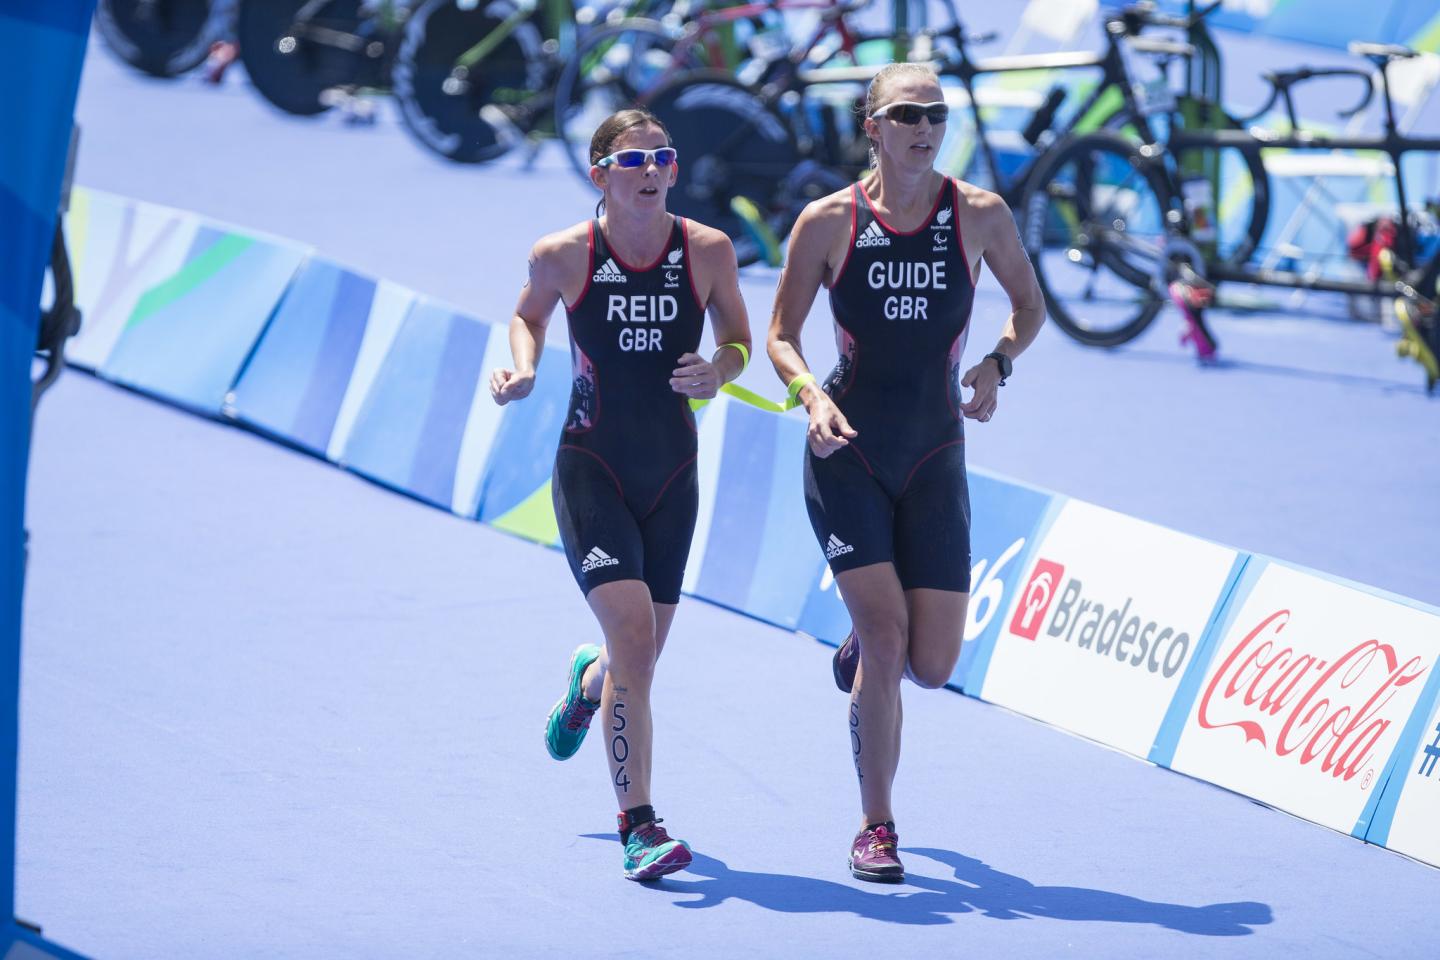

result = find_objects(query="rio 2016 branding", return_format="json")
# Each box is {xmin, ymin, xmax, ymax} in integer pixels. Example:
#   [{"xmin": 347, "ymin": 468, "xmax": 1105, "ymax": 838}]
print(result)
[
  {"xmin": 1196, "ymin": 608, "xmax": 1428, "ymax": 783},
  {"xmin": 1008, "ymin": 558, "xmax": 1192, "ymax": 677}
]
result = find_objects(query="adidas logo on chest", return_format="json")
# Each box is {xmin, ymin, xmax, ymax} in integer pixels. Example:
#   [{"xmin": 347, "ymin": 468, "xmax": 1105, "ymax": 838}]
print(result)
[
  {"xmin": 593, "ymin": 258, "xmax": 627, "ymax": 283},
  {"xmin": 855, "ymin": 220, "xmax": 892, "ymax": 249}
]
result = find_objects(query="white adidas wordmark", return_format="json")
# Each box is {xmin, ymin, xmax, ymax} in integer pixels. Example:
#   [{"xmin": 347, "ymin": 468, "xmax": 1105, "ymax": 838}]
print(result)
[
  {"xmin": 825, "ymin": 534, "xmax": 855, "ymax": 560},
  {"xmin": 855, "ymin": 220, "xmax": 891, "ymax": 249},
  {"xmin": 593, "ymin": 259, "xmax": 627, "ymax": 283},
  {"xmin": 581, "ymin": 546, "xmax": 621, "ymax": 573}
]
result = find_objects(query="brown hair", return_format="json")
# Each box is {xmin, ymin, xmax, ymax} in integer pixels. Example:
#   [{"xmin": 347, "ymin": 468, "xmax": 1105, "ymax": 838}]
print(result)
[
  {"xmin": 590, "ymin": 108, "xmax": 673, "ymax": 215},
  {"xmin": 861, "ymin": 62, "xmax": 942, "ymax": 166},
  {"xmin": 589, "ymin": 108, "xmax": 672, "ymax": 166}
]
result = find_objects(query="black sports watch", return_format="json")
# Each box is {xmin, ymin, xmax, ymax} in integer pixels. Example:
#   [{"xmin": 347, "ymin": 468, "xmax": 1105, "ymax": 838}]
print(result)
[{"xmin": 984, "ymin": 352, "xmax": 1012, "ymax": 385}]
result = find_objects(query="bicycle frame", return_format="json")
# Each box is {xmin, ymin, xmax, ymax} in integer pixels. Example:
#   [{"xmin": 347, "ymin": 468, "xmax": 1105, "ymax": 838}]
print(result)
[
  {"xmin": 1162, "ymin": 88, "xmax": 1440, "ymax": 299},
  {"xmin": 920, "ymin": 0, "xmax": 1179, "ymax": 207}
]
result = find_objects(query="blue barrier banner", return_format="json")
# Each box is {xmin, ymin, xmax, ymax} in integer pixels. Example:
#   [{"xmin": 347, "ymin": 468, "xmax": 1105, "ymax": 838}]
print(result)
[
  {"xmin": 794, "ymin": 468, "xmax": 1058, "ymax": 692},
  {"xmin": 476, "ymin": 338, "xmax": 573, "ymax": 539},
  {"xmin": 341, "ymin": 301, "xmax": 493, "ymax": 510},
  {"xmin": 100, "ymin": 224, "xmax": 309, "ymax": 414},
  {"xmin": 64, "ymin": 189, "xmax": 202, "ymax": 371},
  {"xmin": 956, "ymin": 472, "xmax": 1060, "ymax": 692},
  {"xmin": 228, "ymin": 257, "xmax": 418, "ymax": 457},
  {"xmin": 689, "ymin": 403, "xmax": 822, "ymax": 630}
]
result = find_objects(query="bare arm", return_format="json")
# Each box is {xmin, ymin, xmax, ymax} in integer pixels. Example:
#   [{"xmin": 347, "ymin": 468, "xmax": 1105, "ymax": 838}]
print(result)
[
  {"xmin": 959, "ymin": 192, "xmax": 1046, "ymax": 421},
  {"xmin": 766, "ymin": 199, "xmax": 857, "ymax": 457},
  {"xmin": 671, "ymin": 230, "xmax": 750, "ymax": 399},
  {"xmin": 491, "ymin": 241, "xmax": 566, "ymax": 405}
]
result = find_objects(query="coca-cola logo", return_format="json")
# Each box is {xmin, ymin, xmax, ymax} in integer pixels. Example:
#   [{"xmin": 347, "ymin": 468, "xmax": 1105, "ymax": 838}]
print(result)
[
  {"xmin": 1197, "ymin": 609, "xmax": 1428, "ymax": 783},
  {"xmin": 1010, "ymin": 560, "xmax": 1064, "ymax": 641}
]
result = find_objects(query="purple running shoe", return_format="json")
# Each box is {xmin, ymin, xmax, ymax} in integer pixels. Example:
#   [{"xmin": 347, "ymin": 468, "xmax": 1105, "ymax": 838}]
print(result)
[
  {"xmin": 832, "ymin": 631, "xmax": 859, "ymax": 693},
  {"xmin": 849, "ymin": 823, "xmax": 904, "ymax": 883}
]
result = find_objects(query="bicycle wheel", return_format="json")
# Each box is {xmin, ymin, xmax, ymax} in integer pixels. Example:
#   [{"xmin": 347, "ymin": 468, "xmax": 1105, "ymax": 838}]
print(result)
[
  {"xmin": 1103, "ymin": 104, "xmax": 1270, "ymax": 267},
  {"xmin": 644, "ymin": 73, "xmax": 801, "ymax": 268},
  {"xmin": 238, "ymin": 0, "xmax": 378, "ymax": 116},
  {"xmin": 393, "ymin": 0, "xmax": 545, "ymax": 164},
  {"xmin": 96, "ymin": 0, "xmax": 219, "ymax": 78},
  {"xmin": 553, "ymin": 19, "xmax": 709, "ymax": 183},
  {"xmin": 1021, "ymin": 132, "xmax": 1175, "ymax": 348}
]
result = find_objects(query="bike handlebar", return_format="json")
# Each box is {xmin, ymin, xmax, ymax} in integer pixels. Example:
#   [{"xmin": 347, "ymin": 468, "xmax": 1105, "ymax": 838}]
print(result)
[
  {"xmin": 1232, "ymin": 66, "xmax": 1375, "ymax": 127},
  {"xmin": 1109, "ymin": 0, "xmax": 1223, "ymax": 37}
]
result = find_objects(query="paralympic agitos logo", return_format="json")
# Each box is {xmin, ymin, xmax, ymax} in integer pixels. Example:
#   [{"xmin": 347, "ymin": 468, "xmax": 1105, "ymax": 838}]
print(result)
[{"xmin": 1196, "ymin": 610, "xmax": 1428, "ymax": 783}]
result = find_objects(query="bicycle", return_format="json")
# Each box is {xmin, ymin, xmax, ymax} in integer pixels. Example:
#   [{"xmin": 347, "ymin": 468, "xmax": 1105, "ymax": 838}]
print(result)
[
  {"xmin": 634, "ymin": 0, "xmax": 1267, "ymax": 270},
  {"xmin": 1020, "ymin": 39, "xmax": 1440, "ymax": 391},
  {"xmin": 237, "ymin": 0, "xmax": 411, "ymax": 117},
  {"xmin": 392, "ymin": 0, "xmax": 668, "ymax": 165},
  {"xmin": 918, "ymin": 0, "xmax": 1272, "ymax": 268},
  {"xmin": 551, "ymin": 0, "xmax": 882, "ymax": 182},
  {"xmin": 96, "ymin": 0, "xmax": 225, "ymax": 78}
]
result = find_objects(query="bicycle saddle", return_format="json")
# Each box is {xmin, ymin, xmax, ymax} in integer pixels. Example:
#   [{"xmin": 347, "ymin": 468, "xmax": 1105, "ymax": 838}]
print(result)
[{"xmin": 1348, "ymin": 41, "xmax": 1417, "ymax": 62}]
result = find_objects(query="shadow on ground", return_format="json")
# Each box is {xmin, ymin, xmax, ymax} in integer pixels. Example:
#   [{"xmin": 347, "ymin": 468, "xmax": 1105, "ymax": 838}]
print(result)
[{"xmin": 582, "ymin": 836, "xmax": 1273, "ymax": 934}]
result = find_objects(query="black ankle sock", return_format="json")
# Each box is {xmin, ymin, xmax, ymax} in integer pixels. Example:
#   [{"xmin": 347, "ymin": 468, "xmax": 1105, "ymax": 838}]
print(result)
[
  {"xmin": 618, "ymin": 804, "xmax": 657, "ymax": 843},
  {"xmin": 864, "ymin": 820, "xmax": 896, "ymax": 834}
]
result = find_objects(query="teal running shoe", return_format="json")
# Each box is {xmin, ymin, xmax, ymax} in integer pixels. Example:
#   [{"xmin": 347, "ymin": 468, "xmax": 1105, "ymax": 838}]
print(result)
[
  {"xmin": 544, "ymin": 644, "xmax": 601, "ymax": 760},
  {"xmin": 623, "ymin": 820, "xmax": 692, "ymax": 882}
]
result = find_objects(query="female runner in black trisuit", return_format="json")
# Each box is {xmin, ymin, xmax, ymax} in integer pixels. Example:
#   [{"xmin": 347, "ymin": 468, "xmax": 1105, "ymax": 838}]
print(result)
[
  {"xmin": 767, "ymin": 63, "xmax": 1045, "ymax": 883},
  {"xmin": 491, "ymin": 109, "xmax": 751, "ymax": 881}
]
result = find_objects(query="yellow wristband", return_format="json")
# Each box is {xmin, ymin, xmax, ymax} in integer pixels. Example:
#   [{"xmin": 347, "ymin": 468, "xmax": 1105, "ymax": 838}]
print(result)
[
  {"xmin": 787, "ymin": 372, "xmax": 816, "ymax": 407},
  {"xmin": 717, "ymin": 341, "xmax": 750, "ymax": 373}
]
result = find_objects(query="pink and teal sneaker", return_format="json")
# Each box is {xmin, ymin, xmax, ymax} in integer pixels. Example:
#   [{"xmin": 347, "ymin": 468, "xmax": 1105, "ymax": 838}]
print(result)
[
  {"xmin": 622, "ymin": 819, "xmax": 692, "ymax": 882},
  {"xmin": 544, "ymin": 644, "xmax": 601, "ymax": 760}
]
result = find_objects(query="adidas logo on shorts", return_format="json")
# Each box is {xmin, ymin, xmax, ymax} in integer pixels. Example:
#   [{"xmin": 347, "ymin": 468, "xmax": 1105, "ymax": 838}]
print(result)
[
  {"xmin": 593, "ymin": 258, "xmax": 627, "ymax": 283},
  {"xmin": 825, "ymin": 534, "xmax": 855, "ymax": 560},
  {"xmin": 855, "ymin": 220, "xmax": 891, "ymax": 249},
  {"xmin": 581, "ymin": 546, "xmax": 621, "ymax": 572}
]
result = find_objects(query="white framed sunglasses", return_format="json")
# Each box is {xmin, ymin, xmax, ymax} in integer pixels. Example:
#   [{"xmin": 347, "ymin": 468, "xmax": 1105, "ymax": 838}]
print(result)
[
  {"xmin": 869, "ymin": 101, "xmax": 949, "ymax": 126},
  {"xmin": 595, "ymin": 147, "xmax": 679, "ymax": 169}
]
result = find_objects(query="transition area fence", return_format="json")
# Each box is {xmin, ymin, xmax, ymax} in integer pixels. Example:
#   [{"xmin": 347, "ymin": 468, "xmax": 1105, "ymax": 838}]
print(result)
[{"xmin": 62, "ymin": 185, "xmax": 1440, "ymax": 872}]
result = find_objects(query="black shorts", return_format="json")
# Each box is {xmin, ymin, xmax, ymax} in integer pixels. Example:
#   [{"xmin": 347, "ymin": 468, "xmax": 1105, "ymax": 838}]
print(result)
[
  {"xmin": 551, "ymin": 445, "xmax": 698, "ymax": 605},
  {"xmin": 803, "ymin": 440, "xmax": 971, "ymax": 592}
]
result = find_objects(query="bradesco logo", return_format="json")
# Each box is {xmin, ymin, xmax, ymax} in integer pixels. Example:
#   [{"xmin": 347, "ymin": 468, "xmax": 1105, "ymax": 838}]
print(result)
[
  {"xmin": 1008, "ymin": 557, "xmax": 1192, "ymax": 677},
  {"xmin": 1196, "ymin": 609, "xmax": 1428, "ymax": 784},
  {"xmin": 1009, "ymin": 560, "xmax": 1064, "ymax": 640}
]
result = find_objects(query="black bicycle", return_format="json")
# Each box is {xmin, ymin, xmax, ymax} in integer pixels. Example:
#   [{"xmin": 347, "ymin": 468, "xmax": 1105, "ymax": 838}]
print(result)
[
  {"xmin": 237, "ymin": 0, "xmax": 410, "ymax": 116},
  {"xmin": 1021, "ymin": 38, "xmax": 1440, "ymax": 390},
  {"xmin": 96, "ymin": 0, "xmax": 225, "ymax": 78},
  {"xmin": 640, "ymin": 0, "xmax": 1272, "ymax": 270}
]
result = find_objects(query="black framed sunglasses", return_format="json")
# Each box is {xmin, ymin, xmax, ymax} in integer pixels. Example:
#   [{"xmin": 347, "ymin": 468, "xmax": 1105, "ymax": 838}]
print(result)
[
  {"xmin": 870, "ymin": 101, "xmax": 949, "ymax": 126},
  {"xmin": 595, "ymin": 147, "xmax": 679, "ymax": 169}
]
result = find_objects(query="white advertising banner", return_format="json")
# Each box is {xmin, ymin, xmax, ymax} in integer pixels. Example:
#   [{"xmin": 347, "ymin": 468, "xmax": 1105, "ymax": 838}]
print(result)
[
  {"xmin": 1168, "ymin": 561, "xmax": 1439, "ymax": 834},
  {"xmin": 977, "ymin": 500, "xmax": 1241, "ymax": 758},
  {"xmin": 1371, "ymin": 688, "xmax": 1440, "ymax": 867}
]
